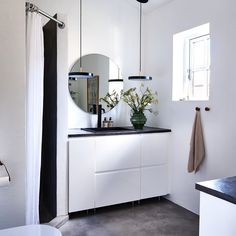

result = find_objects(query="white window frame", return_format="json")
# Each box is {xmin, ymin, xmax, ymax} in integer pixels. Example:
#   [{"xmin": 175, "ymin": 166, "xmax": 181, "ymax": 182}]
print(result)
[
  {"xmin": 172, "ymin": 23, "xmax": 210, "ymax": 101},
  {"xmin": 187, "ymin": 34, "xmax": 210, "ymax": 100}
]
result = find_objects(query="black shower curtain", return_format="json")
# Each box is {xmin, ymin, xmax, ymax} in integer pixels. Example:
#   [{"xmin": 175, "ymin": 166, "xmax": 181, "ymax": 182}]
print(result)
[{"xmin": 40, "ymin": 15, "xmax": 58, "ymax": 223}]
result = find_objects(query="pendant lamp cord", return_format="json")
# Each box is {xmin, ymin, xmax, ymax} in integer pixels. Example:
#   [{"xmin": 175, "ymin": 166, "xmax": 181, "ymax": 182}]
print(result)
[
  {"xmin": 139, "ymin": 3, "xmax": 142, "ymax": 74},
  {"xmin": 80, "ymin": 0, "xmax": 82, "ymax": 71}
]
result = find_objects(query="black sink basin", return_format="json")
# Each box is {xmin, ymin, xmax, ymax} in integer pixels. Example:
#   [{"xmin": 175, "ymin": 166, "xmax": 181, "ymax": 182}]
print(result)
[{"xmin": 81, "ymin": 127, "xmax": 132, "ymax": 133}]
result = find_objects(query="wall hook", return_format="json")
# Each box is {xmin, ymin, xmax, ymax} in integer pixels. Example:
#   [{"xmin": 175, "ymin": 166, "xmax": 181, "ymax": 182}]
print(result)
[
  {"xmin": 195, "ymin": 107, "xmax": 200, "ymax": 111},
  {"xmin": 0, "ymin": 161, "xmax": 11, "ymax": 181},
  {"xmin": 205, "ymin": 107, "xmax": 210, "ymax": 111}
]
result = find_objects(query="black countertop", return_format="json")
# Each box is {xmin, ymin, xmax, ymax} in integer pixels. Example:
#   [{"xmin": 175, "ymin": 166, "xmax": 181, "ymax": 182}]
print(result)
[
  {"xmin": 196, "ymin": 176, "xmax": 236, "ymax": 204},
  {"xmin": 68, "ymin": 126, "xmax": 171, "ymax": 138}
]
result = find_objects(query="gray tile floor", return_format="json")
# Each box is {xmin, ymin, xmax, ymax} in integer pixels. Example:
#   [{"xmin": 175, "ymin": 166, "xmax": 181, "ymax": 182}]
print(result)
[{"xmin": 60, "ymin": 198, "xmax": 199, "ymax": 236}]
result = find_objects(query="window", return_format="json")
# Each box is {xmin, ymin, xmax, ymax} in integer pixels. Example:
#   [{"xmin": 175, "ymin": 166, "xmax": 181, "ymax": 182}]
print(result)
[{"xmin": 172, "ymin": 23, "xmax": 210, "ymax": 101}]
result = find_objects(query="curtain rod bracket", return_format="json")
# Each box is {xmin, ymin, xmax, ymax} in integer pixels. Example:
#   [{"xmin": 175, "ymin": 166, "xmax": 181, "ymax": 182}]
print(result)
[
  {"xmin": 25, "ymin": 2, "xmax": 65, "ymax": 29},
  {"xmin": 58, "ymin": 22, "xmax": 65, "ymax": 29}
]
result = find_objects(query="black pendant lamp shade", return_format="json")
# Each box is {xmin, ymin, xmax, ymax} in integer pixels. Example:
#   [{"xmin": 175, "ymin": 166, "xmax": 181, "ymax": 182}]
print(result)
[
  {"xmin": 69, "ymin": 72, "xmax": 94, "ymax": 80},
  {"xmin": 128, "ymin": 0, "xmax": 152, "ymax": 81},
  {"xmin": 68, "ymin": 0, "xmax": 93, "ymax": 79},
  {"xmin": 108, "ymin": 79, "xmax": 124, "ymax": 82},
  {"xmin": 128, "ymin": 75, "xmax": 152, "ymax": 80}
]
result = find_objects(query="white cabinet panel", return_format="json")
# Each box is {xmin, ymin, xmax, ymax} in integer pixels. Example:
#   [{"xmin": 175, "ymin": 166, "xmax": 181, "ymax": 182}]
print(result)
[
  {"xmin": 200, "ymin": 192, "xmax": 236, "ymax": 236},
  {"xmin": 69, "ymin": 138, "xmax": 95, "ymax": 212},
  {"xmin": 141, "ymin": 165, "xmax": 168, "ymax": 199},
  {"xmin": 141, "ymin": 133, "xmax": 169, "ymax": 167},
  {"xmin": 95, "ymin": 135, "xmax": 141, "ymax": 172},
  {"xmin": 95, "ymin": 169, "xmax": 140, "ymax": 208}
]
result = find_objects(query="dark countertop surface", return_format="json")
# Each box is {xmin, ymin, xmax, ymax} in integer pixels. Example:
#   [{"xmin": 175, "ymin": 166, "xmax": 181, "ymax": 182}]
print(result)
[
  {"xmin": 68, "ymin": 126, "xmax": 171, "ymax": 137},
  {"xmin": 196, "ymin": 176, "xmax": 236, "ymax": 204}
]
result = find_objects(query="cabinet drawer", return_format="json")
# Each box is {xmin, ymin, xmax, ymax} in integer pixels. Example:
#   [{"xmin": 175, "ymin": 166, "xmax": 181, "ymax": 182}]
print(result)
[
  {"xmin": 95, "ymin": 135, "xmax": 141, "ymax": 172},
  {"xmin": 141, "ymin": 165, "xmax": 168, "ymax": 199},
  {"xmin": 69, "ymin": 138, "xmax": 95, "ymax": 212},
  {"xmin": 95, "ymin": 169, "xmax": 140, "ymax": 208},
  {"xmin": 141, "ymin": 133, "xmax": 169, "ymax": 167}
]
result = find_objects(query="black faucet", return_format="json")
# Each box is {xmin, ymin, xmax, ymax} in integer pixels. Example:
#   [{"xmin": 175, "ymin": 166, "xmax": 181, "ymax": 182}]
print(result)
[{"xmin": 97, "ymin": 104, "xmax": 105, "ymax": 128}]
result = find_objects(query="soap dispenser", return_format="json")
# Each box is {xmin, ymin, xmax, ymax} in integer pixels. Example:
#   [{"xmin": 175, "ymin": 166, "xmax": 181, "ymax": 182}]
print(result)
[
  {"xmin": 103, "ymin": 117, "xmax": 108, "ymax": 128},
  {"xmin": 108, "ymin": 117, "xmax": 113, "ymax": 127}
]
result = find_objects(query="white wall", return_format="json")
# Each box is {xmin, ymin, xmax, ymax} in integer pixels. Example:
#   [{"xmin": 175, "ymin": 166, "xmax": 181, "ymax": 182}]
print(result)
[
  {"xmin": 0, "ymin": 0, "xmax": 26, "ymax": 229},
  {"xmin": 144, "ymin": 0, "xmax": 236, "ymax": 213},
  {"xmin": 57, "ymin": 15, "xmax": 69, "ymax": 217}
]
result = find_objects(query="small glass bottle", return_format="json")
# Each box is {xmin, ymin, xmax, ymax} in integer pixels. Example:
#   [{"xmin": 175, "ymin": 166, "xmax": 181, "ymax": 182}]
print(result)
[
  {"xmin": 103, "ymin": 117, "xmax": 108, "ymax": 128},
  {"xmin": 108, "ymin": 117, "xmax": 113, "ymax": 127}
]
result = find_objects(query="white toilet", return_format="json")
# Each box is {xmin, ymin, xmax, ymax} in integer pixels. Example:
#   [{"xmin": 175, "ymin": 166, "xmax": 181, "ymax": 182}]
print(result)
[{"xmin": 0, "ymin": 224, "xmax": 62, "ymax": 236}]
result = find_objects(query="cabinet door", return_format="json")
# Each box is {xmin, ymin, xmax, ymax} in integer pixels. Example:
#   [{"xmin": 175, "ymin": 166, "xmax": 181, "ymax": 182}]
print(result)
[
  {"xmin": 95, "ymin": 135, "xmax": 141, "ymax": 172},
  {"xmin": 95, "ymin": 169, "xmax": 140, "ymax": 208},
  {"xmin": 141, "ymin": 165, "xmax": 168, "ymax": 199},
  {"xmin": 141, "ymin": 133, "xmax": 169, "ymax": 167},
  {"xmin": 69, "ymin": 138, "xmax": 95, "ymax": 213}
]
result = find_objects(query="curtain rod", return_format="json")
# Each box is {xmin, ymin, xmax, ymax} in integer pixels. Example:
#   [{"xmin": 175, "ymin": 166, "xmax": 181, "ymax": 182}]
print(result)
[{"xmin": 25, "ymin": 2, "xmax": 65, "ymax": 29}]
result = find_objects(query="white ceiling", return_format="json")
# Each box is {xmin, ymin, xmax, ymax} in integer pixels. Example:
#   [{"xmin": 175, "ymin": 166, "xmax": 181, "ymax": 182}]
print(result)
[{"xmin": 125, "ymin": 0, "xmax": 174, "ymax": 13}]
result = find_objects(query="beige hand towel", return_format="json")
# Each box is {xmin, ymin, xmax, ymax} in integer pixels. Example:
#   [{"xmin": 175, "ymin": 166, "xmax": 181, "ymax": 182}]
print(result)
[{"xmin": 188, "ymin": 110, "xmax": 205, "ymax": 173}]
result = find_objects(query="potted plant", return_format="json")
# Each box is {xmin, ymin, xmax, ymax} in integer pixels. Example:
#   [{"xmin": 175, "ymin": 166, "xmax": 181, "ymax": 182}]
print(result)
[{"xmin": 121, "ymin": 84, "xmax": 158, "ymax": 129}]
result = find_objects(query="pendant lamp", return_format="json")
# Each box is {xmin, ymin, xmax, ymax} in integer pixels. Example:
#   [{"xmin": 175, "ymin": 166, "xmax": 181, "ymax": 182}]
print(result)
[
  {"xmin": 69, "ymin": 0, "xmax": 93, "ymax": 79},
  {"xmin": 108, "ymin": 68, "xmax": 123, "ymax": 82},
  {"xmin": 128, "ymin": 0, "xmax": 152, "ymax": 80}
]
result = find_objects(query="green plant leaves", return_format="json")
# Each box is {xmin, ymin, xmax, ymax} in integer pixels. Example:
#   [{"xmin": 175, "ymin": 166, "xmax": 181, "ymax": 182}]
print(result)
[{"xmin": 121, "ymin": 86, "xmax": 158, "ymax": 114}]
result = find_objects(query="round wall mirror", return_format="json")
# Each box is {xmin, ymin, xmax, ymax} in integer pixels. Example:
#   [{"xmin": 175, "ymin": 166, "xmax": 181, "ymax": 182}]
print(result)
[{"xmin": 68, "ymin": 54, "xmax": 123, "ymax": 114}]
